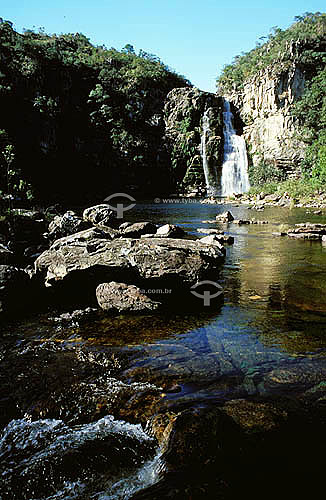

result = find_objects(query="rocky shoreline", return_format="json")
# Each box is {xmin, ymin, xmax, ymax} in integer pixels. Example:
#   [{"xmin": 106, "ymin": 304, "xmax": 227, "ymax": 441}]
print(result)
[
  {"xmin": 0, "ymin": 204, "xmax": 226, "ymax": 317},
  {"xmin": 199, "ymin": 191, "xmax": 326, "ymax": 210}
]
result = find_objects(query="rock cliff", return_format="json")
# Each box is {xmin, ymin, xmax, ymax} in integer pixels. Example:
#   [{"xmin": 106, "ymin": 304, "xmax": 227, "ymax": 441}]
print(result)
[{"xmin": 224, "ymin": 63, "xmax": 306, "ymax": 176}]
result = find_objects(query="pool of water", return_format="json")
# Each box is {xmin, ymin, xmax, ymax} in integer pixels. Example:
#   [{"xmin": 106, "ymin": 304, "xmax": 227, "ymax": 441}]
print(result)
[{"xmin": 2, "ymin": 201, "xmax": 326, "ymax": 499}]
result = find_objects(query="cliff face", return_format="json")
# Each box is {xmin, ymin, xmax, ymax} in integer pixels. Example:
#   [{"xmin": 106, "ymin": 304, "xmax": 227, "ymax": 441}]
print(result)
[
  {"xmin": 163, "ymin": 88, "xmax": 224, "ymax": 193},
  {"xmin": 226, "ymin": 64, "xmax": 306, "ymax": 175}
]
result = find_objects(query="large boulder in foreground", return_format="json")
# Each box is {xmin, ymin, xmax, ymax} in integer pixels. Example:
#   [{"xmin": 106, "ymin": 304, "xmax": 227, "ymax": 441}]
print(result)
[
  {"xmin": 96, "ymin": 282, "xmax": 160, "ymax": 313},
  {"xmin": 35, "ymin": 235, "xmax": 224, "ymax": 302}
]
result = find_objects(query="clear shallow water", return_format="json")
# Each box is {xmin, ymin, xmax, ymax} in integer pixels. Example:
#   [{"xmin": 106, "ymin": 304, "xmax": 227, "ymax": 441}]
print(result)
[{"xmin": 2, "ymin": 201, "xmax": 326, "ymax": 499}]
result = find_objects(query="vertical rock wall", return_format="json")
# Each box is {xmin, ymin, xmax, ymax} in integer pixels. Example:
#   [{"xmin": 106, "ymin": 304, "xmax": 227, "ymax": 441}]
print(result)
[
  {"xmin": 225, "ymin": 65, "xmax": 306, "ymax": 176},
  {"xmin": 163, "ymin": 88, "xmax": 224, "ymax": 193}
]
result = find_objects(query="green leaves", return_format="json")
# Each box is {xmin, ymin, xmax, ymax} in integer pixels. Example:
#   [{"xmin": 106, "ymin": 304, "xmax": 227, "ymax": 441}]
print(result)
[{"xmin": 217, "ymin": 13, "xmax": 326, "ymax": 93}]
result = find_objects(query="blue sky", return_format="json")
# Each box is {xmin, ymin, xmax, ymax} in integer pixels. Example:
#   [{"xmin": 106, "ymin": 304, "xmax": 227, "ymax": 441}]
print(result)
[{"xmin": 1, "ymin": 0, "xmax": 325, "ymax": 92}]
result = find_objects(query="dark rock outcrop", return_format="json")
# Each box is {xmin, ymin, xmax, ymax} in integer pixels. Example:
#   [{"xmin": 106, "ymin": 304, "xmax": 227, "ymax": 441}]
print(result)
[{"xmin": 120, "ymin": 222, "xmax": 157, "ymax": 238}]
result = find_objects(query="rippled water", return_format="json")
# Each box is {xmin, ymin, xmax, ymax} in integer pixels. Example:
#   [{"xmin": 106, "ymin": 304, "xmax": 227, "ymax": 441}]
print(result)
[{"xmin": 2, "ymin": 201, "xmax": 326, "ymax": 498}]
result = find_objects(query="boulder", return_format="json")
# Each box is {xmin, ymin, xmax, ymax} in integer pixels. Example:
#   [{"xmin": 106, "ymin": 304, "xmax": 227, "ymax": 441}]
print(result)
[
  {"xmin": 46, "ymin": 211, "xmax": 89, "ymax": 241},
  {"xmin": 120, "ymin": 222, "xmax": 157, "ymax": 238},
  {"xmin": 216, "ymin": 211, "xmax": 234, "ymax": 222},
  {"xmin": 0, "ymin": 265, "xmax": 30, "ymax": 314},
  {"xmin": 50, "ymin": 227, "xmax": 117, "ymax": 250},
  {"xmin": 156, "ymin": 224, "xmax": 186, "ymax": 238},
  {"xmin": 96, "ymin": 282, "xmax": 160, "ymax": 313},
  {"xmin": 198, "ymin": 235, "xmax": 225, "ymax": 254},
  {"xmin": 35, "ymin": 237, "xmax": 225, "ymax": 300},
  {"xmin": 157, "ymin": 406, "xmax": 241, "ymax": 469},
  {"xmin": 119, "ymin": 222, "xmax": 133, "ymax": 230},
  {"xmin": 83, "ymin": 204, "xmax": 116, "ymax": 227}
]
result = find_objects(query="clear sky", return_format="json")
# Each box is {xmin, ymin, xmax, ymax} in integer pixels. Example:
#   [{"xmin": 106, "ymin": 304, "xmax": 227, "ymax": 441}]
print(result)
[{"xmin": 1, "ymin": 1, "xmax": 325, "ymax": 92}]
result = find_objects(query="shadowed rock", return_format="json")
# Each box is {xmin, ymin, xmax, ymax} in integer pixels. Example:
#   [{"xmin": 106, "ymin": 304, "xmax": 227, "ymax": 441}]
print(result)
[
  {"xmin": 83, "ymin": 204, "xmax": 116, "ymax": 227},
  {"xmin": 96, "ymin": 282, "xmax": 161, "ymax": 313}
]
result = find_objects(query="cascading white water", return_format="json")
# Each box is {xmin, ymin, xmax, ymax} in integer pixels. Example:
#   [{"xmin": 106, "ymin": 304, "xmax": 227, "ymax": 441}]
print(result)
[
  {"xmin": 221, "ymin": 99, "xmax": 250, "ymax": 196},
  {"xmin": 0, "ymin": 415, "xmax": 161, "ymax": 500},
  {"xmin": 201, "ymin": 109, "xmax": 219, "ymax": 196}
]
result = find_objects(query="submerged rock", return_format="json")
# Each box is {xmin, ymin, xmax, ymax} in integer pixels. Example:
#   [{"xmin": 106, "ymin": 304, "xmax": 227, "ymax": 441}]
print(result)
[
  {"xmin": 50, "ymin": 307, "xmax": 98, "ymax": 325},
  {"xmin": 197, "ymin": 228, "xmax": 224, "ymax": 235},
  {"xmin": 286, "ymin": 222, "xmax": 326, "ymax": 240},
  {"xmin": 96, "ymin": 282, "xmax": 161, "ymax": 313}
]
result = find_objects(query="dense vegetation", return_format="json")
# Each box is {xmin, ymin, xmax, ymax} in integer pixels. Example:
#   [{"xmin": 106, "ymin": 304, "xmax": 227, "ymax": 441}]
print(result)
[
  {"xmin": 217, "ymin": 13, "xmax": 326, "ymax": 198},
  {"xmin": 0, "ymin": 19, "xmax": 190, "ymax": 204},
  {"xmin": 217, "ymin": 12, "xmax": 326, "ymax": 93}
]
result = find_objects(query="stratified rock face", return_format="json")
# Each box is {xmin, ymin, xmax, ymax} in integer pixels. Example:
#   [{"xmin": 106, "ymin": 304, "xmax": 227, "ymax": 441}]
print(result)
[
  {"xmin": 96, "ymin": 282, "xmax": 160, "ymax": 313},
  {"xmin": 163, "ymin": 88, "xmax": 224, "ymax": 191},
  {"xmin": 225, "ymin": 65, "xmax": 305, "ymax": 175}
]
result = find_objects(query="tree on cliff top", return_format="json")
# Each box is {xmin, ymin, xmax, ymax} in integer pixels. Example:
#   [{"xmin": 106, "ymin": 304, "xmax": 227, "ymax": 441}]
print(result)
[{"xmin": 217, "ymin": 12, "xmax": 326, "ymax": 92}]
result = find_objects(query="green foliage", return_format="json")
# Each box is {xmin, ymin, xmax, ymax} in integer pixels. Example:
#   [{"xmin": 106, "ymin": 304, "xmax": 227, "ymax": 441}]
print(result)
[
  {"xmin": 249, "ymin": 177, "xmax": 324, "ymax": 198},
  {"xmin": 292, "ymin": 65, "xmax": 326, "ymax": 182},
  {"xmin": 0, "ymin": 20, "xmax": 191, "ymax": 202},
  {"xmin": 248, "ymin": 161, "xmax": 287, "ymax": 186},
  {"xmin": 176, "ymin": 117, "xmax": 192, "ymax": 134},
  {"xmin": 217, "ymin": 12, "xmax": 326, "ymax": 92},
  {"xmin": 0, "ymin": 137, "xmax": 34, "ymax": 212}
]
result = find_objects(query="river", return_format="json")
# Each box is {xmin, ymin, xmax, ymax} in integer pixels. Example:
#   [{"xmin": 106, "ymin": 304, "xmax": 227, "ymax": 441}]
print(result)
[{"xmin": 1, "ymin": 201, "xmax": 326, "ymax": 499}]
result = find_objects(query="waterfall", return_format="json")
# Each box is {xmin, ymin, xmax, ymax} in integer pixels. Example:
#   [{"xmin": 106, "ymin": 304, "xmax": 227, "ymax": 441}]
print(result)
[
  {"xmin": 201, "ymin": 109, "xmax": 219, "ymax": 196},
  {"xmin": 221, "ymin": 99, "xmax": 250, "ymax": 196}
]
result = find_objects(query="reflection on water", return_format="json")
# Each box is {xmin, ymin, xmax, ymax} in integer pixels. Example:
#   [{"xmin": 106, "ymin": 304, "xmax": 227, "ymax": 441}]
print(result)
[{"xmin": 125, "ymin": 202, "xmax": 326, "ymax": 355}]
